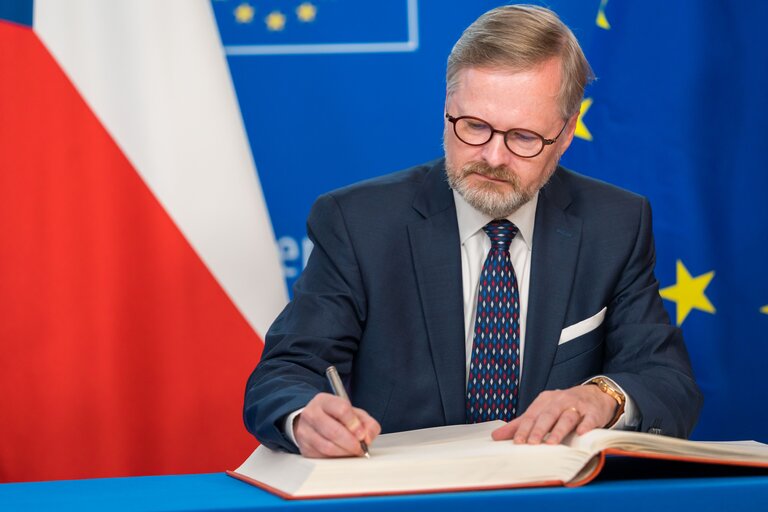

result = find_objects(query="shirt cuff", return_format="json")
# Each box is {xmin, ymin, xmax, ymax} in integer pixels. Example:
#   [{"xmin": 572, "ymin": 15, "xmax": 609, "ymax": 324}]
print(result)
[
  {"xmin": 583, "ymin": 375, "xmax": 640, "ymax": 430},
  {"xmin": 283, "ymin": 408, "xmax": 305, "ymax": 447}
]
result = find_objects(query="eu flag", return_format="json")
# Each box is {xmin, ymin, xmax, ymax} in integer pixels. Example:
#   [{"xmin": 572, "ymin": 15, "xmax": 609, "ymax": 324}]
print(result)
[
  {"xmin": 212, "ymin": 0, "xmax": 418, "ymax": 54},
  {"xmin": 561, "ymin": 0, "xmax": 768, "ymax": 441}
]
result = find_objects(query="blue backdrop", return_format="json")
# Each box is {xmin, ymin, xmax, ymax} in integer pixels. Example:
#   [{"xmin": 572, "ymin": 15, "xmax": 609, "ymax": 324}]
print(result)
[{"xmin": 211, "ymin": 0, "xmax": 768, "ymax": 442}]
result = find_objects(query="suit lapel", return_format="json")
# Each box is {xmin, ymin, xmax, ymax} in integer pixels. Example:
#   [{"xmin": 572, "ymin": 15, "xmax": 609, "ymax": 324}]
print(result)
[
  {"xmin": 407, "ymin": 161, "xmax": 466, "ymax": 425},
  {"xmin": 518, "ymin": 169, "xmax": 582, "ymax": 413}
]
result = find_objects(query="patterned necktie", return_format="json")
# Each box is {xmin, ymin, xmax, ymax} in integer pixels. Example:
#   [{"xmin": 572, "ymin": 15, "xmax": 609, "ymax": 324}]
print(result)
[{"xmin": 466, "ymin": 220, "xmax": 521, "ymax": 423}]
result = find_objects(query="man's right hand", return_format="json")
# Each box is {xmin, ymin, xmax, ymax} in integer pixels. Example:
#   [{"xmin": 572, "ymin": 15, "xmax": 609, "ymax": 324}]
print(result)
[{"xmin": 294, "ymin": 392, "xmax": 381, "ymax": 458}]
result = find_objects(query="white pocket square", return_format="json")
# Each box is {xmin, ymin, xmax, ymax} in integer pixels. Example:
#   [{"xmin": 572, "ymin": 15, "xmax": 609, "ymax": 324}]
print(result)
[{"xmin": 558, "ymin": 307, "xmax": 607, "ymax": 345}]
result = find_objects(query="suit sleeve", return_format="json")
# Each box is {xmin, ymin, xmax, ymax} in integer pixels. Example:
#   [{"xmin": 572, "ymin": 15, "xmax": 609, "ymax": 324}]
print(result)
[
  {"xmin": 601, "ymin": 198, "xmax": 703, "ymax": 438},
  {"xmin": 243, "ymin": 193, "xmax": 366, "ymax": 452}
]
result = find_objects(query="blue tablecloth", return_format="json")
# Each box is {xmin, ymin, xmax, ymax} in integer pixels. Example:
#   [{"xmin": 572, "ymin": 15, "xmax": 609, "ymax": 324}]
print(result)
[{"xmin": 2, "ymin": 462, "xmax": 768, "ymax": 511}]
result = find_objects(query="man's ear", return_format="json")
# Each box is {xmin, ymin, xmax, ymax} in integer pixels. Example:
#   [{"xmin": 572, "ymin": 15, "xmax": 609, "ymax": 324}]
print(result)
[{"xmin": 558, "ymin": 112, "xmax": 580, "ymax": 154}]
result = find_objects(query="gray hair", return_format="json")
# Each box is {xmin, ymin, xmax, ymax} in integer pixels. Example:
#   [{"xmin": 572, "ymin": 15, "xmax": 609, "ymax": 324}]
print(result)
[{"xmin": 446, "ymin": 4, "xmax": 594, "ymax": 119}]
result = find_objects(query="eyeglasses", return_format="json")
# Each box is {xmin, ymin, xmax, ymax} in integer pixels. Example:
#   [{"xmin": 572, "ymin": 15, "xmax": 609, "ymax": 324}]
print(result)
[{"xmin": 445, "ymin": 113, "xmax": 568, "ymax": 158}]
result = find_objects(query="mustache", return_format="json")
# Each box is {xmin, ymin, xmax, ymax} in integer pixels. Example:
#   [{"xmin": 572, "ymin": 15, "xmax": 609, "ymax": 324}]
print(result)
[{"xmin": 459, "ymin": 161, "xmax": 518, "ymax": 184}]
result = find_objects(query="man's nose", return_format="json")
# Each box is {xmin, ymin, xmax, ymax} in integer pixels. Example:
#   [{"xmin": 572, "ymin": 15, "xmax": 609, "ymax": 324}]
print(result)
[{"xmin": 481, "ymin": 132, "xmax": 509, "ymax": 168}]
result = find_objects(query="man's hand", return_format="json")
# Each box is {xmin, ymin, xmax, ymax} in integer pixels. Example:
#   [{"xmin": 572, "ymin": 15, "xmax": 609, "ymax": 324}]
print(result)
[
  {"xmin": 492, "ymin": 385, "xmax": 618, "ymax": 445},
  {"xmin": 294, "ymin": 393, "xmax": 381, "ymax": 458}
]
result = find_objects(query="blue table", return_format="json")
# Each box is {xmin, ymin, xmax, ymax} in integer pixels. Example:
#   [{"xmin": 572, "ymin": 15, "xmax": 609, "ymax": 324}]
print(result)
[{"xmin": 2, "ymin": 467, "xmax": 768, "ymax": 511}]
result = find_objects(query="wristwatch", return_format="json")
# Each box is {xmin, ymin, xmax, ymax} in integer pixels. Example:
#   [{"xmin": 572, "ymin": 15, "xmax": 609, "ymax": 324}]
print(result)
[{"xmin": 587, "ymin": 377, "xmax": 626, "ymax": 428}]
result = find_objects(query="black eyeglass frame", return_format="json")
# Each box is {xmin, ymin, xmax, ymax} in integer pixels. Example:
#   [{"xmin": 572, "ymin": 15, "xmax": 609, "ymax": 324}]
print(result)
[{"xmin": 445, "ymin": 113, "xmax": 569, "ymax": 158}]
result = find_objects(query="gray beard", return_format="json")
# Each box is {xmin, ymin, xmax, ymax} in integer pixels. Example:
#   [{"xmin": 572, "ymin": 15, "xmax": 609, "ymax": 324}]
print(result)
[{"xmin": 446, "ymin": 160, "xmax": 554, "ymax": 218}]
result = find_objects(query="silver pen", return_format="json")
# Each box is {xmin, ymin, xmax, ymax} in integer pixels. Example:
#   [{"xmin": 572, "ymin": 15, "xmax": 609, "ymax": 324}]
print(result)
[{"xmin": 325, "ymin": 365, "xmax": 371, "ymax": 458}]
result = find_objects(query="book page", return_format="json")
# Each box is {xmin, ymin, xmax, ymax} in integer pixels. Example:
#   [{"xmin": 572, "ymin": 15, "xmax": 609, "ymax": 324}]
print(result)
[
  {"xmin": 235, "ymin": 422, "xmax": 594, "ymax": 497},
  {"xmin": 370, "ymin": 420, "xmax": 505, "ymax": 449},
  {"xmin": 571, "ymin": 429, "xmax": 768, "ymax": 463}
]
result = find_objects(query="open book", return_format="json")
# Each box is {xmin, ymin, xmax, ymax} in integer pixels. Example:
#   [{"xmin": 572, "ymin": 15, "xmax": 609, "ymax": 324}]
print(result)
[{"xmin": 228, "ymin": 421, "xmax": 768, "ymax": 499}]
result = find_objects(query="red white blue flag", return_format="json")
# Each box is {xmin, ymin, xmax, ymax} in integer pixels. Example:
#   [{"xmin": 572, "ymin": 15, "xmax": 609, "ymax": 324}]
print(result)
[{"xmin": 0, "ymin": 0, "xmax": 287, "ymax": 482}]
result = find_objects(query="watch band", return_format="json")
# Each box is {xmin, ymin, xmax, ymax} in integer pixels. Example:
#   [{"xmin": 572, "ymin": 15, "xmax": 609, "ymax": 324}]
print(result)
[{"xmin": 587, "ymin": 377, "xmax": 626, "ymax": 428}]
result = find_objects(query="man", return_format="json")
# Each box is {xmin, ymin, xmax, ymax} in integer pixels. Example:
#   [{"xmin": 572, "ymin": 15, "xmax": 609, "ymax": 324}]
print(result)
[{"xmin": 244, "ymin": 4, "xmax": 702, "ymax": 458}]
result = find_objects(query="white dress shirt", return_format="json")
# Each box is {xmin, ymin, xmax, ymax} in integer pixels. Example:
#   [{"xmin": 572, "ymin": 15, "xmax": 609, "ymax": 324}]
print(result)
[{"xmin": 454, "ymin": 190, "xmax": 537, "ymax": 379}]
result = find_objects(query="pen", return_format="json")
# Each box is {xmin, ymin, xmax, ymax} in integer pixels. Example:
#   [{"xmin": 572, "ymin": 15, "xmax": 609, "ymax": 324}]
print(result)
[{"xmin": 325, "ymin": 365, "xmax": 371, "ymax": 458}]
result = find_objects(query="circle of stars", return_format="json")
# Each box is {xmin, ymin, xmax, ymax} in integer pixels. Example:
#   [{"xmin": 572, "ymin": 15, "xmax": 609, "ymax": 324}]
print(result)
[{"xmin": 232, "ymin": 2, "xmax": 318, "ymax": 32}]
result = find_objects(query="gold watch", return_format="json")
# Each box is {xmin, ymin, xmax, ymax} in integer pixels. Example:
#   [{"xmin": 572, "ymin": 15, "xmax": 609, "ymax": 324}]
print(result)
[{"xmin": 587, "ymin": 377, "xmax": 626, "ymax": 428}]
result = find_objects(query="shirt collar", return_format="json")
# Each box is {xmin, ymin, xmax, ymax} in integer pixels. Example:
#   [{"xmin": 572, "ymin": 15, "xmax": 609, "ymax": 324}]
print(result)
[{"xmin": 453, "ymin": 189, "xmax": 538, "ymax": 250}]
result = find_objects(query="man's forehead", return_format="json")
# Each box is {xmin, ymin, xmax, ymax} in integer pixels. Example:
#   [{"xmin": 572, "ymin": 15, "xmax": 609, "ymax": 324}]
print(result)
[
  {"xmin": 446, "ymin": 64, "xmax": 562, "ymax": 123},
  {"xmin": 450, "ymin": 60, "xmax": 562, "ymax": 91}
]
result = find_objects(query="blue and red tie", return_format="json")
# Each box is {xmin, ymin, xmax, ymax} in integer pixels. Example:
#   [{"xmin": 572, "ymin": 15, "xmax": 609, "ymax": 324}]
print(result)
[{"xmin": 466, "ymin": 220, "xmax": 521, "ymax": 423}]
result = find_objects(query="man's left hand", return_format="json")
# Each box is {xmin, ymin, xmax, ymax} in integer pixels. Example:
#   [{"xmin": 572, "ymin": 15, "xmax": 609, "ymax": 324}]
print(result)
[{"xmin": 491, "ymin": 384, "xmax": 618, "ymax": 445}]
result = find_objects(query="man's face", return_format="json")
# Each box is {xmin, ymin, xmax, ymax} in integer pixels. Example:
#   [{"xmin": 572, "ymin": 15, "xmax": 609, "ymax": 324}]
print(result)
[{"xmin": 444, "ymin": 59, "xmax": 577, "ymax": 218}]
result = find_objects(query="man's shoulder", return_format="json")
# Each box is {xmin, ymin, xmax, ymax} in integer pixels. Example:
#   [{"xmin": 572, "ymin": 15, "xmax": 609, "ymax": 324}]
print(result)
[
  {"xmin": 547, "ymin": 166, "xmax": 648, "ymax": 219},
  {"xmin": 541, "ymin": 167, "xmax": 653, "ymax": 236},
  {"xmin": 306, "ymin": 158, "xmax": 450, "ymax": 243},
  {"xmin": 325, "ymin": 158, "xmax": 443, "ymax": 203},
  {"xmin": 311, "ymin": 159, "xmax": 450, "ymax": 223},
  {"xmin": 553, "ymin": 167, "xmax": 644, "ymax": 203}
]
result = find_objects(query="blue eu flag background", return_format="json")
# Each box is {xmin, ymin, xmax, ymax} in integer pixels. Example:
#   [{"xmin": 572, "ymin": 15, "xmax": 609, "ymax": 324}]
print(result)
[
  {"xmin": 212, "ymin": 0, "xmax": 416, "ymax": 52},
  {"xmin": 216, "ymin": 0, "xmax": 768, "ymax": 441},
  {"xmin": 559, "ymin": 1, "xmax": 768, "ymax": 441}
]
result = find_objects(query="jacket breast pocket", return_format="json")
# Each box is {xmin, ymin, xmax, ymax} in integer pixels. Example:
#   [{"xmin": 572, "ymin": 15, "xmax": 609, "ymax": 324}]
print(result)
[{"xmin": 546, "ymin": 328, "xmax": 605, "ymax": 389}]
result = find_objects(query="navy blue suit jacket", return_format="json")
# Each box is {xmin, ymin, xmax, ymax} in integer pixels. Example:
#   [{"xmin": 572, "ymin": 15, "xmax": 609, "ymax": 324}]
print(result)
[{"xmin": 244, "ymin": 159, "xmax": 702, "ymax": 452}]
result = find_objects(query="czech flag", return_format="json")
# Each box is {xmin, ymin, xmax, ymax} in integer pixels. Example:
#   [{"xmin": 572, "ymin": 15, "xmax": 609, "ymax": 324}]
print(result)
[{"xmin": 0, "ymin": 0, "xmax": 287, "ymax": 482}]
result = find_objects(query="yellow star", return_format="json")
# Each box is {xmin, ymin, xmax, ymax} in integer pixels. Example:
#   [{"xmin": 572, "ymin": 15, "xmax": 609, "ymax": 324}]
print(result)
[
  {"xmin": 659, "ymin": 260, "xmax": 716, "ymax": 326},
  {"xmin": 761, "ymin": 305, "xmax": 768, "ymax": 314},
  {"xmin": 575, "ymin": 97, "xmax": 593, "ymax": 141},
  {"xmin": 596, "ymin": 0, "xmax": 611, "ymax": 30},
  {"xmin": 265, "ymin": 10, "xmax": 286, "ymax": 31},
  {"xmin": 296, "ymin": 2, "xmax": 317, "ymax": 23},
  {"xmin": 233, "ymin": 2, "xmax": 255, "ymax": 24}
]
